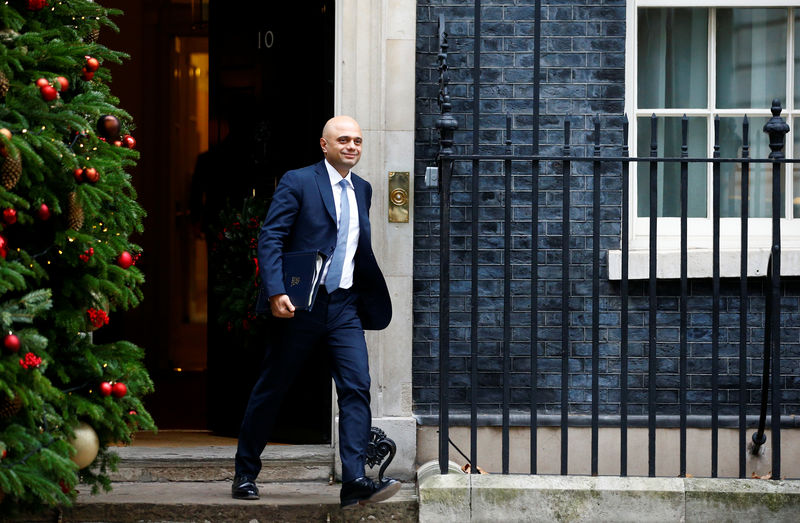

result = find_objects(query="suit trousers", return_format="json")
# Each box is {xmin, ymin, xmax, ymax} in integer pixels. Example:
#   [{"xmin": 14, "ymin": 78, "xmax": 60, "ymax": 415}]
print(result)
[{"xmin": 234, "ymin": 287, "xmax": 372, "ymax": 482}]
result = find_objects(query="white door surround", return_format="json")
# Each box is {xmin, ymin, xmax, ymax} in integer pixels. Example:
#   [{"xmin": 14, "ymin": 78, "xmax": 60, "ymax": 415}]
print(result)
[{"xmin": 333, "ymin": 0, "xmax": 417, "ymax": 480}]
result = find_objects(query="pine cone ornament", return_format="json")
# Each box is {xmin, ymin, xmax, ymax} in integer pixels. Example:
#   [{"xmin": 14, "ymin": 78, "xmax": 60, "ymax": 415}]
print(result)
[
  {"xmin": 67, "ymin": 191, "xmax": 84, "ymax": 231},
  {"xmin": 0, "ymin": 70, "xmax": 9, "ymax": 101},
  {"xmin": 85, "ymin": 27, "xmax": 100, "ymax": 44},
  {"xmin": 0, "ymin": 155, "xmax": 22, "ymax": 190},
  {"xmin": 0, "ymin": 394, "xmax": 22, "ymax": 419}
]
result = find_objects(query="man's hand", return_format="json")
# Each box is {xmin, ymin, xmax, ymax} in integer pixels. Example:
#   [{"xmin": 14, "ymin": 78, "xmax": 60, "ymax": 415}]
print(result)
[{"xmin": 269, "ymin": 294, "xmax": 296, "ymax": 318}]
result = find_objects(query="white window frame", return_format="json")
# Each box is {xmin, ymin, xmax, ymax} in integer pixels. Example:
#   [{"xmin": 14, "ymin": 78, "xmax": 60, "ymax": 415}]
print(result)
[{"xmin": 610, "ymin": 0, "xmax": 800, "ymax": 279}]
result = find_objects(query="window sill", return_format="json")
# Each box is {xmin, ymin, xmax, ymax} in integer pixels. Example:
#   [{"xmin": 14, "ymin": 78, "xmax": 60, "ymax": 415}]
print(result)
[{"xmin": 608, "ymin": 247, "xmax": 800, "ymax": 280}]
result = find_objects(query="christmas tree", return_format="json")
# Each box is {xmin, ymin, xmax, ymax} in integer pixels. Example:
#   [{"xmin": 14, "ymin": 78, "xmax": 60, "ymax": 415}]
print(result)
[{"xmin": 0, "ymin": 0, "xmax": 154, "ymax": 514}]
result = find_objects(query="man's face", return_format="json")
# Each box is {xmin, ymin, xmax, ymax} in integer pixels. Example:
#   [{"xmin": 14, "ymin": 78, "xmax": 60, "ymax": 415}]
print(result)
[{"xmin": 321, "ymin": 119, "xmax": 362, "ymax": 175}]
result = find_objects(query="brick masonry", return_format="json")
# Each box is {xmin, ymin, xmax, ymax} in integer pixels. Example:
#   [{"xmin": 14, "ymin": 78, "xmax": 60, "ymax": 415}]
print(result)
[{"xmin": 412, "ymin": 0, "xmax": 800, "ymax": 420}]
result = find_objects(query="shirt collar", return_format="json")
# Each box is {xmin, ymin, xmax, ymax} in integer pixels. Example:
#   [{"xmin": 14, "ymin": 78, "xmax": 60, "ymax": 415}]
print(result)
[{"xmin": 324, "ymin": 159, "xmax": 352, "ymax": 188}]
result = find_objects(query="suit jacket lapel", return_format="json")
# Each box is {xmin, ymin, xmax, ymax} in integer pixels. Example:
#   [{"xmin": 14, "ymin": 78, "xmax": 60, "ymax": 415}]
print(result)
[
  {"xmin": 352, "ymin": 175, "xmax": 369, "ymax": 244},
  {"xmin": 314, "ymin": 161, "xmax": 337, "ymax": 224}
]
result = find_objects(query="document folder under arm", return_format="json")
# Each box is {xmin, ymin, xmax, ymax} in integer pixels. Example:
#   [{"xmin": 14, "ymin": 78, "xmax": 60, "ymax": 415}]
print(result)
[{"xmin": 282, "ymin": 250, "xmax": 326, "ymax": 311}]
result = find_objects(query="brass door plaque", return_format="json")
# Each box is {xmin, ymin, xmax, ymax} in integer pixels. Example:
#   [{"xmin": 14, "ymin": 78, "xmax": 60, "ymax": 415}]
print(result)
[{"xmin": 388, "ymin": 171, "xmax": 409, "ymax": 223}]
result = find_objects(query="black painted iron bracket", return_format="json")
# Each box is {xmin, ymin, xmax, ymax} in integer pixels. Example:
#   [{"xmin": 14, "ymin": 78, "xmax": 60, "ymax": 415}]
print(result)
[{"xmin": 366, "ymin": 426, "xmax": 396, "ymax": 482}]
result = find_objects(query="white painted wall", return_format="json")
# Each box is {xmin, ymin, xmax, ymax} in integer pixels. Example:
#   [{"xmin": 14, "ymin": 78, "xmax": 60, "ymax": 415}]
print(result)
[{"xmin": 334, "ymin": 0, "xmax": 417, "ymax": 480}]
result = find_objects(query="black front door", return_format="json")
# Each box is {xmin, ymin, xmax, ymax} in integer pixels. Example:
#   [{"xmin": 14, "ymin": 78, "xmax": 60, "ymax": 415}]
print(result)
[{"xmin": 204, "ymin": 0, "xmax": 335, "ymax": 441}]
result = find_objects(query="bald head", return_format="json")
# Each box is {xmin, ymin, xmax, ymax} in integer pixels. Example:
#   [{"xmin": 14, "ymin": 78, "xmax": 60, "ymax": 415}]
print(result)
[
  {"xmin": 322, "ymin": 115, "xmax": 361, "ymax": 140},
  {"xmin": 320, "ymin": 115, "xmax": 363, "ymax": 177}
]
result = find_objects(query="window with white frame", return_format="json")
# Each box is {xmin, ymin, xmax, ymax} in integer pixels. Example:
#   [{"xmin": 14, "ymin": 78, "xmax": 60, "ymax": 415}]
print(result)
[{"xmin": 615, "ymin": 1, "xmax": 800, "ymax": 278}]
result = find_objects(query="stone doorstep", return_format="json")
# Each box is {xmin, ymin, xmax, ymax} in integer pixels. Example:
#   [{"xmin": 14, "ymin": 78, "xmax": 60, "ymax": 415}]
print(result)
[
  {"xmin": 418, "ymin": 474, "xmax": 800, "ymax": 523},
  {"xmin": 55, "ymin": 481, "xmax": 418, "ymax": 523},
  {"xmin": 108, "ymin": 444, "xmax": 334, "ymax": 483}
]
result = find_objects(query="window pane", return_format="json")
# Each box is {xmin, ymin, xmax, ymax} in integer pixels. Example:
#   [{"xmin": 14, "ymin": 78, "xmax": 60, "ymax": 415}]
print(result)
[
  {"xmin": 796, "ymin": 10, "xmax": 800, "ymax": 108},
  {"xmin": 720, "ymin": 116, "xmax": 785, "ymax": 218},
  {"xmin": 717, "ymin": 8, "xmax": 787, "ymax": 109},
  {"xmin": 794, "ymin": 120, "xmax": 800, "ymax": 218},
  {"xmin": 637, "ymin": 117, "xmax": 707, "ymax": 217},
  {"xmin": 638, "ymin": 8, "xmax": 708, "ymax": 109}
]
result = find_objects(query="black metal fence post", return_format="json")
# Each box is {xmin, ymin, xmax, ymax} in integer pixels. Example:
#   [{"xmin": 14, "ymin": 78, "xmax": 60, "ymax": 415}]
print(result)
[
  {"xmin": 648, "ymin": 115, "xmax": 658, "ymax": 477},
  {"xmin": 763, "ymin": 99, "xmax": 788, "ymax": 480},
  {"xmin": 679, "ymin": 115, "xmax": 688, "ymax": 478},
  {"xmin": 470, "ymin": 0, "xmax": 481, "ymax": 476},
  {"xmin": 530, "ymin": 0, "xmax": 542, "ymax": 476},
  {"xmin": 591, "ymin": 118, "xmax": 601, "ymax": 476},
  {"xmin": 436, "ymin": 13, "xmax": 458, "ymax": 475},
  {"xmin": 502, "ymin": 114, "xmax": 512, "ymax": 474},
  {"xmin": 620, "ymin": 116, "xmax": 630, "ymax": 477},
  {"xmin": 712, "ymin": 116, "xmax": 721, "ymax": 478},
  {"xmin": 739, "ymin": 116, "xmax": 750, "ymax": 479},
  {"xmin": 561, "ymin": 119, "xmax": 571, "ymax": 475}
]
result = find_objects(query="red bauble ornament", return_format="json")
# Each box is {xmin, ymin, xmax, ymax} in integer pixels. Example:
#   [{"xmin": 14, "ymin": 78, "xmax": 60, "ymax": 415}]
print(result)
[
  {"xmin": 117, "ymin": 251, "xmax": 133, "ymax": 269},
  {"xmin": 1, "ymin": 449, "xmax": 6, "ymax": 459},
  {"xmin": 83, "ymin": 167, "xmax": 99, "ymax": 183},
  {"xmin": 113, "ymin": 140, "xmax": 122, "ymax": 147},
  {"xmin": 35, "ymin": 77, "xmax": 49, "ymax": 88},
  {"xmin": 99, "ymin": 381, "xmax": 112, "ymax": 396},
  {"xmin": 128, "ymin": 410, "xmax": 137, "ymax": 416},
  {"xmin": 2, "ymin": 208, "xmax": 17, "ymax": 225},
  {"xmin": 3, "ymin": 334, "xmax": 20, "ymax": 352},
  {"xmin": 73, "ymin": 168, "xmax": 84, "ymax": 182},
  {"xmin": 26, "ymin": 0, "xmax": 48, "ymax": 10},
  {"xmin": 123, "ymin": 134, "xmax": 136, "ymax": 149},
  {"xmin": 55, "ymin": 76, "xmax": 69, "ymax": 92},
  {"xmin": 0, "ymin": 234, "xmax": 7, "ymax": 259},
  {"xmin": 37, "ymin": 203, "xmax": 51, "ymax": 221},
  {"xmin": 85, "ymin": 56, "xmax": 100, "ymax": 72},
  {"xmin": 81, "ymin": 68, "xmax": 94, "ymax": 82},
  {"xmin": 112, "ymin": 382, "xmax": 127, "ymax": 398},
  {"xmin": 40, "ymin": 85, "xmax": 58, "ymax": 101}
]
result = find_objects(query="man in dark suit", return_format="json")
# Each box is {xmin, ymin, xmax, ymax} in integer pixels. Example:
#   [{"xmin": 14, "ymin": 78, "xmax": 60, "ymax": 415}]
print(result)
[{"xmin": 232, "ymin": 116, "xmax": 400, "ymax": 509}]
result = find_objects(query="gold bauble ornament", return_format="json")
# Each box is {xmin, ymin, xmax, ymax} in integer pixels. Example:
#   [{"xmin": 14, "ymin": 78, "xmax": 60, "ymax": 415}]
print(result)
[{"xmin": 68, "ymin": 422, "xmax": 99, "ymax": 469}]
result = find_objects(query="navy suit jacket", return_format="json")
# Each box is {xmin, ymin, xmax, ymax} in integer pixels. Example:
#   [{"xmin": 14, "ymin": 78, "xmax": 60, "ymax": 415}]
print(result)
[{"xmin": 255, "ymin": 160, "xmax": 392, "ymax": 331}]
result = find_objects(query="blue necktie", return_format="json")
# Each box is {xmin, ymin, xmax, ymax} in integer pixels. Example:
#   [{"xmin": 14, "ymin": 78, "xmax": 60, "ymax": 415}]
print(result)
[{"xmin": 326, "ymin": 179, "xmax": 350, "ymax": 291}]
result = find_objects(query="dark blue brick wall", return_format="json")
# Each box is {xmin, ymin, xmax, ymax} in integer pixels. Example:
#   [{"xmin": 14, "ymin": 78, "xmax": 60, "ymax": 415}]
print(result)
[{"xmin": 413, "ymin": 0, "xmax": 800, "ymax": 421}]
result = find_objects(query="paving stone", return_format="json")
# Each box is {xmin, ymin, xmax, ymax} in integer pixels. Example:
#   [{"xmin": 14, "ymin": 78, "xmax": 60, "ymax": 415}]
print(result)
[{"xmin": 29, "ymin": 481, "xmax": 417, "ymax": 523}]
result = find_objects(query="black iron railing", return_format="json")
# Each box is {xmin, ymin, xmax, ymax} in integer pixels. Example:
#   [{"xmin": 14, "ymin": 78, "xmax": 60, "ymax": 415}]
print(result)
[{"xmin": 434, "ymin": 10, "xmax": 796, "ymax": 479}]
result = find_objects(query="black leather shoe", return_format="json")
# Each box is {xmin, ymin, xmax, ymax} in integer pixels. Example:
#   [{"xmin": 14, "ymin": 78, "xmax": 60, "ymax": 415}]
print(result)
[
  {"xmin": 340, "ymin": 476, "xmax": 401, "ymax": 509},
  {"xmin": 231, "ymin": 473, "xmax": 259, "ymax": 500}
]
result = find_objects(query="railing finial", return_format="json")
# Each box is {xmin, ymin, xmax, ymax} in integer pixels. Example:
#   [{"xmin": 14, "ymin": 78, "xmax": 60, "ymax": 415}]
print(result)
[
  {"xmin": 436, "ymin": 14, "xmax": 458, "ymax": 160},
  {"xmin": 763, "ymin": 99, "xmax": 790, "ymax": 159}
]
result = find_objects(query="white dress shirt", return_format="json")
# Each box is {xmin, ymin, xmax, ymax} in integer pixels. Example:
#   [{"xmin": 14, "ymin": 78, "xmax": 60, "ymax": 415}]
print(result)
[{"xmin": 321, "ymin": 159, "xmax": 360, "ymax": 289}]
